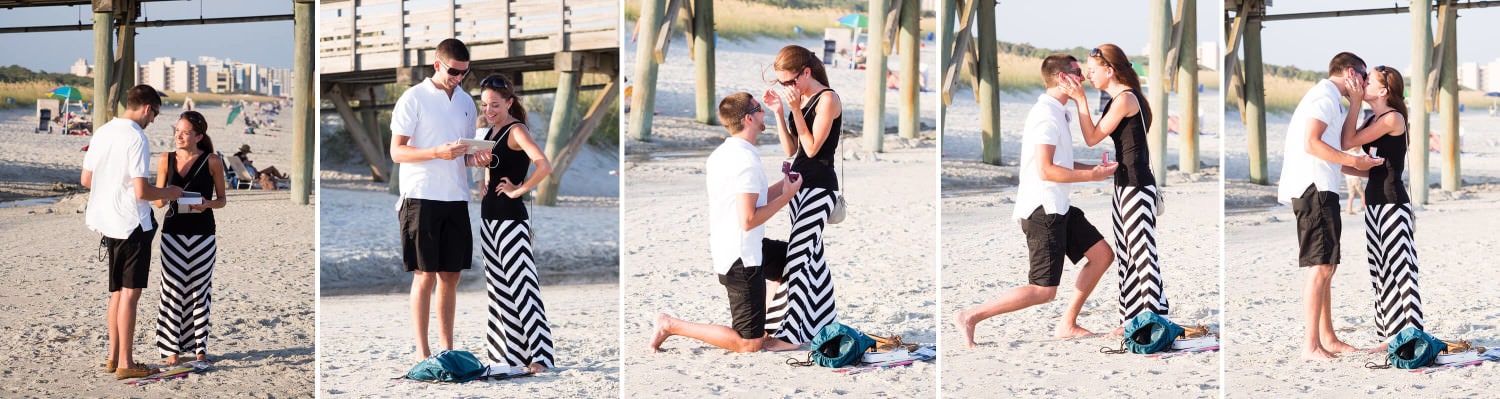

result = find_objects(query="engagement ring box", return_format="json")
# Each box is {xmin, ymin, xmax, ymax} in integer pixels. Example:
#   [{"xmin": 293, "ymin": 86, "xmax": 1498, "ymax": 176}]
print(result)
[
  {"xmin": 177, "ymin": 192, "xmax": 203, "ymax": 214},
  {"xmin": 459, "ymin": 138, "xmax": 497, "ymax": 154}
]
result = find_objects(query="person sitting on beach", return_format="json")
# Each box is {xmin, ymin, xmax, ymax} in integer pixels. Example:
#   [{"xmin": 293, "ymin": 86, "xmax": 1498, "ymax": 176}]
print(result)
[
  {"xmin": 1275, "ymin": 52, "xmax": 1383, "ymax": 360},
  {"xmin": 81, "ymin": 84, "xmax": 185, "ymax": 379},
  {"xmin": 232, "ymin": 144, "xmax": 289, "ymax": 181},
  {"xmin": 953, "ymin": 54, "xmax": 1118, "ymax": 347},
  {"xmin": 650, "ymin": 92, "xmax": 803, "ymax": 354},
  {"xmin": 389, "ymin": 38, "xmax": 489, "ymax": 362}
]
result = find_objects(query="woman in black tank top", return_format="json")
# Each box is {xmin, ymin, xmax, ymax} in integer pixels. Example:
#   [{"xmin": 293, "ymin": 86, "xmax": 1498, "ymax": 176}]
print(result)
[
  {"xmin": 1336, "ymin": 65, "xmax": 1422, "ymax": 343},
  {"xmin": 1067, "ymin": 44, "xmax": 1168, "ymax": 330},
  {"xmin": 469, "ymin": 75, "xmax": 555, "ymax": 373},
  {"xmin": 151, "ymin": 111, "xmax": 227, "ymax": 366},
  {"xmin": 757, "ymin": 45, "xmax": 842, "ymax": 345}
]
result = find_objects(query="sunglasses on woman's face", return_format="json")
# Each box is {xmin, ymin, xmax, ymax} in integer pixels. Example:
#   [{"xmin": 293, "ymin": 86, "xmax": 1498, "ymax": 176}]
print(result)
[
  {"xmin": 777, "ymin": 70, "xmax": 802, "ymax": 87},
  {"xmin": 439, "ymin": 59, "xmax": 469, "ymax": 78}
]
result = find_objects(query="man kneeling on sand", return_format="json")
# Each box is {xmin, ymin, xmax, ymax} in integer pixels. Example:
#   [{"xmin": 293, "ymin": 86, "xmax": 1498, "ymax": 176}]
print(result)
[
  {"xmin": 650, "ymin": 92, "xmax": 803, "ymax": 353},
  {"xmin": 954, "ymin": 54, "xmax": 1118, "ymax": 347}
]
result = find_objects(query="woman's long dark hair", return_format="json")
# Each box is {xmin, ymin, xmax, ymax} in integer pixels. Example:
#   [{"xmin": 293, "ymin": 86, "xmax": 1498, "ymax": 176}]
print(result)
[
  {"xmin": 1373, "ymin": 66, "xmax": 1409, "ymax": 128},
  {"xmin": 772, "ymin": 45, "xmax": 830, "ymax": 88},
  {"xmin": 180, "ymin": 111, "xmax": 212, "ymax": 153},
  {"xmin": 1090, "ymin": 43, "xmax": 1151, "ymax": 126},
  {"xmin": 480, "ymin": 74, "xmax": 527, "ymax": 125}
]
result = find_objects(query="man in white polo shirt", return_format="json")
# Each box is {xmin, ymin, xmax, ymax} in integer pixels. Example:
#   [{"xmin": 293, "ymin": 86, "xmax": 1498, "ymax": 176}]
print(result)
[
  {"xmin": 82, "ymin": 85, "xmax": 185, "ymax": 379},
  {"xmin": 649, "ymin": 92, "xmax": 802, "ymax": 353},
  {"xmin": 1276, "ymin": 52, "xmax": 1384, "ymax": 360},
  {"xmin": 954, "ymin": 54, "xmax": 1118, "ymax": 347},
  {"xmin": 389, "ymin": 38, "xmax": 490, "ymax": 361}
]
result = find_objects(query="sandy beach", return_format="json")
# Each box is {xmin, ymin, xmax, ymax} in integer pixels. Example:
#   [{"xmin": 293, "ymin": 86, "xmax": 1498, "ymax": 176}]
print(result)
[
  {"xmin": 940, "ymin": 85, "xmax": 1223, "ymax": 397},
  {"xmin": 621, "ymin": 31, "xmax": 939, "ymax": 397},
  {"xmin": 1223, "ymin": 106, "xmax": 1500, "ymax": 396},
  {"xmin": 0, "ymin": 104, "xmax": 316, "ymax": 397}
]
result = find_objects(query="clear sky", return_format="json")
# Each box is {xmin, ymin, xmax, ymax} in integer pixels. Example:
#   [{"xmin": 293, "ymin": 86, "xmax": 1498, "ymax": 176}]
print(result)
[
  {"xmin": 0, "ymin": 0, "xmax": 293, "ymax": 73},
  {"xmin": 994, "ymin": 1, "xmax": 1498, "ymax": 70},
  {"xmin": 995, "ymin": 0, "xmax": 1218, "ymax": 60}
]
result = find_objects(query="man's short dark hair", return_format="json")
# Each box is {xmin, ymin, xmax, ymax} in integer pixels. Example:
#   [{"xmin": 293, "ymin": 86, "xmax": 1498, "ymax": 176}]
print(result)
[
  {"xmin": 125, "ymin": 85, "xmax": 162, "ymax": 111},
  {"xmin": 436, "ymin": 38, "xmax": 470, "ymax": 62},
  {"xmin": 1040, "ymin": 54, "xmax": 1080, "ymax": 88},
  {"xmin": 717, "ymin": 92, "xmax": 755, "ymax": 133},
  {"xmin": 1328, "ymin": 52, "xmax": 1366, "ymax": 78}
]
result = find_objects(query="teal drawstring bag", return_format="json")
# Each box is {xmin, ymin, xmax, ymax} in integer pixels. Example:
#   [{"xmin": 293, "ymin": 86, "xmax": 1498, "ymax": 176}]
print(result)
[
  {"xmin": 788, "ymin": 323, "xmax": 876, "ymax": 368},
  {"xmin": 1370, "ymin": 327, "xmax": 1446, "ymax": 370},
  {"xmin": 1102, "ymin": 312, "xmax": 1184, "ymax": 355},
  {"xmin": 405, "ymin": 350, "xmax": 487, "ymax": 382}
]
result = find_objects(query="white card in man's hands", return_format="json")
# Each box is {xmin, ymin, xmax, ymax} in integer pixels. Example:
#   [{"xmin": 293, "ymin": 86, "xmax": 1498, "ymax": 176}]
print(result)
[{"xmin": 459, "ymin": 138, "xmax": 497, "ymax": 154}]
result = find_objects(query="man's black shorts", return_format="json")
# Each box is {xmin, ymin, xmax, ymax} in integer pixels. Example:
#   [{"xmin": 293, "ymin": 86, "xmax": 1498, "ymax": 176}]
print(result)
[
  {"xmin": 719, "ymin": 238, "xmax": 788, "ymax": 340},
  {"xmin": 106, "ymin": 221, "xmax": 155, "ymax": 292},
  {"xmin": 1292, "ymin": 184, "xmax": 1341, "ymax": 267},
  {"xmin": 1020, "ymin": 205, "xmax": 1104, "ymax": 287},
  {"xmin": 399, "ymin": 198, "xmax": 473, "ymax": 273}
]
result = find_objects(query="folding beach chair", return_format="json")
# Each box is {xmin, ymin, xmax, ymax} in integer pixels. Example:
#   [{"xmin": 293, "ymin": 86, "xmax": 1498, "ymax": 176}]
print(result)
[{"xmin": 221, "ymin": 152, "xmax": 255, "ymax": 190}]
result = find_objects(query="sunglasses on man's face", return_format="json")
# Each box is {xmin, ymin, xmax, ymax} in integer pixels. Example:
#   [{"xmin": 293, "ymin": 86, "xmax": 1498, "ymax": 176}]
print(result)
[
  {"xmin": 745, "ymin": 102, "xmax": 762, "ymax": 115},
  {"xmin": 439, "ymin": 59, "xmax": 469, "ymax": 77}
]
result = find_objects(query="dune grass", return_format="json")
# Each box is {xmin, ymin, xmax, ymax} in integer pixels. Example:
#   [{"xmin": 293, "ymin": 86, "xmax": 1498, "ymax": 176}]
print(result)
[
  {"xmin": 626, "ymin": 0, "xmax": 934, "ymax": 42},
  {"xmin": 1229, "ymin": 74, "xmax": 1495, "ymax": 115},
  {"xmin": 952, "ymin": 51, "xmax": 1221, "ymax": 95},
  {"xmin": 0, "ymin": 81, "xmax": 280, "ymax": 111}
]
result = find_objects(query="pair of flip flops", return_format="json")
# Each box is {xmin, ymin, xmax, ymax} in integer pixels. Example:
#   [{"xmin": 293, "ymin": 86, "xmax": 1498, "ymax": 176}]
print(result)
[
  {"xmin": 867, "ymin": 334, "xmax": 918, "ymax": 353},
  {"xmin": 1180, "ymin": 324, "xmax": 1216, "ymax": 339}
]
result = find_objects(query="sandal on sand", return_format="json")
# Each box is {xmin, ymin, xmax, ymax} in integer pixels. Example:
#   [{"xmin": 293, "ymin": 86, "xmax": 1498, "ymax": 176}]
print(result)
[
  {"xmin": 867, "ymin": 334, "xmax": 918, "ymax": 353},
  {"xmin": 1441, "ymin": 339, "xmax": 1473, "ymax": 354},
  {"xmin": 1181, "ymin": 325, "xmax": 1213, "ymax": 339},
  {"xmin": 114, "ymin": 363, "xmax": 160, "ymax": 380}
]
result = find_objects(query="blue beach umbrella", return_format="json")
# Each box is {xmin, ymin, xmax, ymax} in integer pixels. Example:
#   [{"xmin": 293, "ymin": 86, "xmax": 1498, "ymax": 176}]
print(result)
[
  {"xmin": 46, "ymin": 86, "xmax": 84, "ymax": 101},
  {"xmin": 836, "ymin": 14, "xmax": 868, "ymax": 29}
]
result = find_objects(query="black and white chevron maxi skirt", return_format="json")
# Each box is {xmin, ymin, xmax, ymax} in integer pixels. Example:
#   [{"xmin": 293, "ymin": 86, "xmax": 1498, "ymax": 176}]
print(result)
[
  {"xmin": 481, "ymin": 219, "xmax": 555, "ymax": 368},
  {"xmin": 765, "ymin": 187, "xmax": 839, "ymax": 344},
  {"xmin": 1112, "ymin": 185, "xmax": 1168, "ymax": 325},
  {"xmin": 156, "ymin": 234, "xmax": 215, "ymax": 357},
  {"xmin": 1365, "ymin": 203, "xmax": 1422, "ymax": 339}
]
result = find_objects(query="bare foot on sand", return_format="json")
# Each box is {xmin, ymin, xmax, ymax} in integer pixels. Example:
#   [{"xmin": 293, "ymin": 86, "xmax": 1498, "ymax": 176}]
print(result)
[
  {"xmin": 528, "ymin": 363, "xmax": 547, "ymax": 374},
  {"xmin": 649, "ymin": 313, "xmax": 674, "ymax": 353},
  {"xmin": 1054, "ymin": 324, "xmax": 1096, "ymax": 339},
  {"xmin": 1322, "ymin": 339, "xmax": 1359, "ymax": 354},
  {"xmin": 762, "ymin": 338, "xmax": 801, "ymax": 352},
  {"xmin": 953, "ymin": 310, "xmax": 977, "ymax": 348},
  {"xmin": 1109, "ymin": 326, "xmax": 1125, "ymax": 337},
  {"xmin": 1367, "ymin": 342, "xmax": 1389, "ymax": 354},
  {"xmin": 1301, "ymin": 347, "xmax": 1337, "ymax": 361},
  {"xmin": 164, "ymin": 354, "xmax": 180, "ymax": 367}
]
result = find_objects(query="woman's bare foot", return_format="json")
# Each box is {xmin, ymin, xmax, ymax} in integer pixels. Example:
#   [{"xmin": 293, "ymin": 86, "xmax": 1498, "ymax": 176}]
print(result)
[
  {"xmin": 164, "ymin": 354, "xmax": 180, "ymax": 367},
  {"xmin": 953, "ymin": 310, "xmax": 978, "ymax": 348},
  {"xmin": 1301, "ymin": 347, "xmax": 1337, "ymax": 361},
  {"xmin": 1322, "ymin": 339, "xmax": 1359, "ymax": 354},
  {"xmin": 1109, "ymin": 326, "xmax": 1125, "ymax": 337},
  {"xmin": 761, "ymin": 337, "xmax": 801, "ymax": 352},
  {"xmin": 1054, "ymin": 324, "xmax": 1096, "ymax": 339},
  {"xmin": 649, "ymin": 313, "xmax": 674, "ymax": 353},
  {"xmin": 1367, "ymin": 342, "xmax": 1390, "ymax": 353},
  {"xmin": 195, "ymin": 354, "xmax": 210, "ymax": 364},
  {"xmin": 528, "ymin": 363, "xmax": 547, "ymax": 374}
]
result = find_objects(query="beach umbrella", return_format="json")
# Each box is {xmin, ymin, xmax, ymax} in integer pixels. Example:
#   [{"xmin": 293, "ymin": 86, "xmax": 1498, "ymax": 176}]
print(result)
[
  {"xmin": 46, "ymin": 86, "xmax": 84, "ymax": 101},
  {"xmin": 226, "ymin": 104, "xmax": 243, "ymax": 125},
  {"xmin": 1488, "ymin": 92, "xmax": 1499, "ymax": 108},
  {"xmin": 836, "ymin": 14, "xmax": 868, "ymax": 29}
]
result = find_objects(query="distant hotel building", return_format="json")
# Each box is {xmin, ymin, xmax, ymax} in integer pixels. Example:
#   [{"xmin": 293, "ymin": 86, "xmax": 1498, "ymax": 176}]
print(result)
[{"xmin": 74, "ymin": 56, "xmax": 291, "ymax": 97}]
